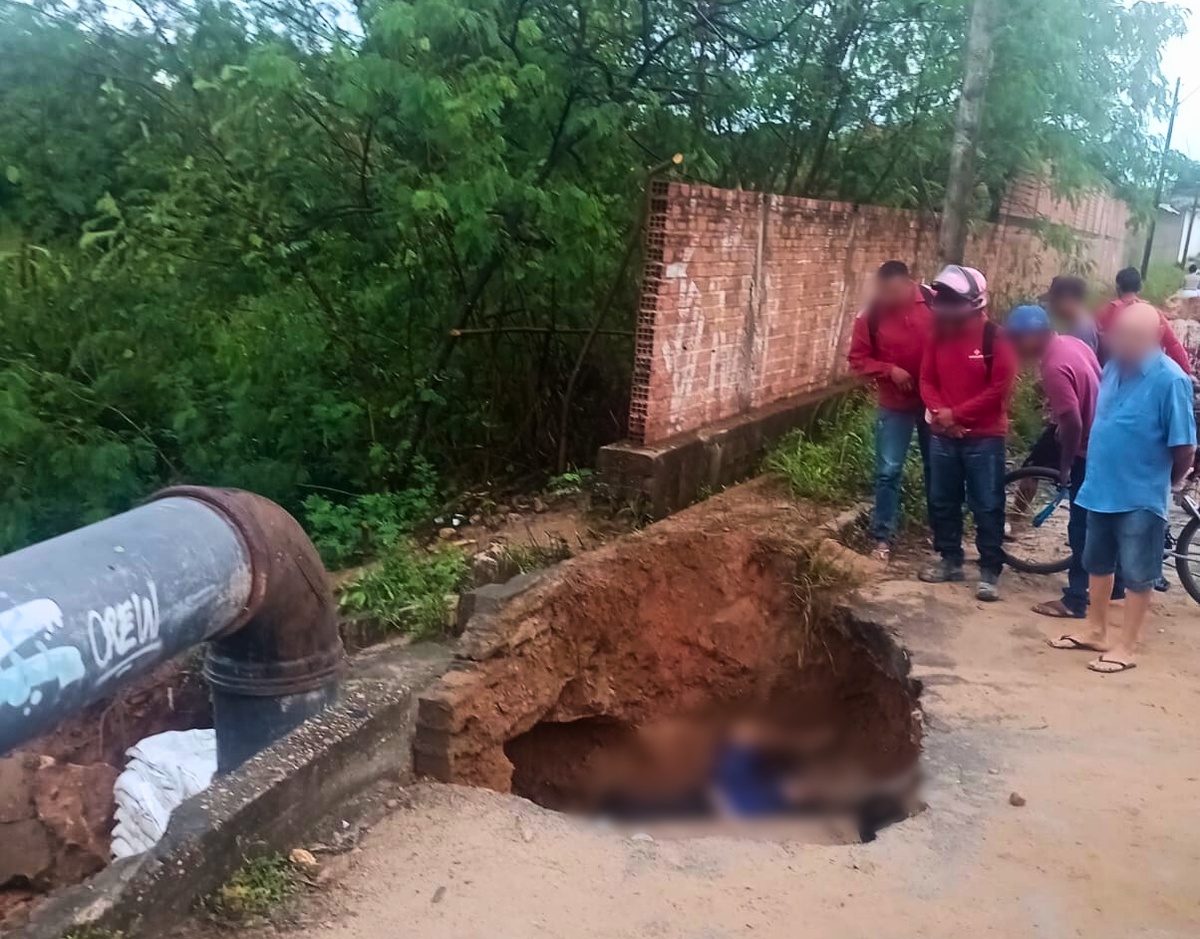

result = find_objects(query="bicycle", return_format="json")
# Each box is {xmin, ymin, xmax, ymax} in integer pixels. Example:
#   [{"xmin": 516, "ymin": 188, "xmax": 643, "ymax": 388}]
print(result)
[{"xmin": 1002, "ymin": 465, "xmax": 1200, "ymax": 605}]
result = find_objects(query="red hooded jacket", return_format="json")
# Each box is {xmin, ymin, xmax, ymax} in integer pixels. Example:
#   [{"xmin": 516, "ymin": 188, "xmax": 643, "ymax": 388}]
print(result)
[
  {"xmin": 847, "ymin": 288, "xmax": 931, "ymax": 410},
  {"xmin": 919, "ymin": 316, "xmax": 1018, "ymax": 438}
]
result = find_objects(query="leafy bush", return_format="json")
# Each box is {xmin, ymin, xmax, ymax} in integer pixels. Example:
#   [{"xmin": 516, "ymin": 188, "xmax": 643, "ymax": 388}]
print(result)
[
  {"xmin": 764, "ymin": 395, "xmax": 925, "ymax": 527},
  {"xmin": 0, "ymin": 0, "xmax": 1182, "ymax": 551},
  {"xmin": 547, "ymin": 467, "xmax": 594, "ymax": 496},
  {"xmin": 302, "ymin": 466, "xmax": 438, "ymax": 568},
  {"xmin": 339, "ymin": 541, "xmax": 468, "ymax": 637},
  {"xmin": 1008, "ymin": 374, "xmax": 1046, "ymax": 456}
]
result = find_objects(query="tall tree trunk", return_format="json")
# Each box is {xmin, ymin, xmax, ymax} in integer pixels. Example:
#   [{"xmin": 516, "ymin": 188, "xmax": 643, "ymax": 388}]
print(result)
[{"xmin": 938, "ymin": 0, "xmax": 997, "ymax": 265}]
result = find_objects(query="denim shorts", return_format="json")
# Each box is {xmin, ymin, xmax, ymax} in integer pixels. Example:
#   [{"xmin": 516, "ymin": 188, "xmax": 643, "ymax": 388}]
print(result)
[{"xmin": 1082, "ymin": 509, "xmax": 1166, "ymax": 592}]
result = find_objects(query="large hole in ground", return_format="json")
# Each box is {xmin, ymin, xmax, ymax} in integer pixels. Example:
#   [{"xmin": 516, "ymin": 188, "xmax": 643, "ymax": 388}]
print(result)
[{"xmin": 422, "ymin": 520, "xmax": 924, "ymax": 844}]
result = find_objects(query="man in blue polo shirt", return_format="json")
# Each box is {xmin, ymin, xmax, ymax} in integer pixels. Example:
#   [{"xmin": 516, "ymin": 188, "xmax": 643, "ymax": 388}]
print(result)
[{"xmin": 1061, "ymin": 303, "xmax": 1197, "ymax": 674}]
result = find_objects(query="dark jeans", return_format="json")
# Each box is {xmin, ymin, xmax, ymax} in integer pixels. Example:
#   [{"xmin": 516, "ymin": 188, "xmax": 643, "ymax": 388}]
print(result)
[
  {"xmin": 870, "ymin": 407, "xmax": 931, "ymax": 544},
  {"xmin": 929, "ymin": 434, "xmax": 1006, "ymax": 577},
  {"xmin": 1032, "ymin": 449, "xmax": 1123, "ymax": 614},
  {"xmin": 1062, "ymin": 456, "xmax": 1088, "ymax": 616}
]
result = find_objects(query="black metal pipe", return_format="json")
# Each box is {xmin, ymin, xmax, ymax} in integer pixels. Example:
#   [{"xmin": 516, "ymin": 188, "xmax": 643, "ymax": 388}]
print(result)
[{"xmin": 0, "ymin": 488, "xmax": 344, "ymax": 772}]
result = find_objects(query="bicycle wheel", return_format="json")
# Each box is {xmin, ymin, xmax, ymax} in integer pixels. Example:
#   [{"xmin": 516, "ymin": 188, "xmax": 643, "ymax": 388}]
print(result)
[
  {"xmin": 1175, "ymin": 517, "xmax": 1200, "ymax": 604},
  {"xmin": 1003, "ymin": 466, "xmax": 1072, "ymax": 575}
]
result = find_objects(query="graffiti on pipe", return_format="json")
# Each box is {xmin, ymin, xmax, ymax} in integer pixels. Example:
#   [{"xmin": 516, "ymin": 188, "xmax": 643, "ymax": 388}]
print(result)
[
  {"xmin": 87, "ymin": 581, "xmax": 162, "ymax": 684},
  {"xmin": 0, "ymin": 597, "xmax": 85, "ymax": 714}
]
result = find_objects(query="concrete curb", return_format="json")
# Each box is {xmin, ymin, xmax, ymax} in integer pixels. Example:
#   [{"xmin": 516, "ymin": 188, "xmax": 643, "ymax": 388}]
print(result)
[{"xmin": 14, "ymin": 642, "xmax": 452, "ymax": 939}]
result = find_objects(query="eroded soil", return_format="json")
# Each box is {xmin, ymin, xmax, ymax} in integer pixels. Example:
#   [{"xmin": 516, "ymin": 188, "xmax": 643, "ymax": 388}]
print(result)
[{"xmin": 0, "ymin": 657, "xmax": 211, "ymax": 927}]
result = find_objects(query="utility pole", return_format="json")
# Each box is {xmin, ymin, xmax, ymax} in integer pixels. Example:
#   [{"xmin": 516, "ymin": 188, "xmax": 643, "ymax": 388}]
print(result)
[
  {"xmin": 1141, "ymin": 77, "xmax": 1181, "ymax": 279},
  {"xmin": 938, "ymin": 0, "xmax": 997, "ymax": 265},
  {"xmin": 1183, "ymin": 190, "xmax": 1199, "ymax": 268}
]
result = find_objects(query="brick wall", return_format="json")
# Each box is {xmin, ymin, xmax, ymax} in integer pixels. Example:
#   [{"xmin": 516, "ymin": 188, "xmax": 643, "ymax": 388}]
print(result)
[{"xmin": 628, "ymin": 179, "xmax": 1130, "ymax": 445}]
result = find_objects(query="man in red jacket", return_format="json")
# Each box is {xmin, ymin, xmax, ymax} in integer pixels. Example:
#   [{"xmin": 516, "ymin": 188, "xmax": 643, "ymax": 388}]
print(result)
[
  {"xmin": 918, "ymin": 265, "xmax": 1017, "ymax": 601},
  {"xmin": 847, "ymin": 261, "xmax": 933, "ymax": 562}
]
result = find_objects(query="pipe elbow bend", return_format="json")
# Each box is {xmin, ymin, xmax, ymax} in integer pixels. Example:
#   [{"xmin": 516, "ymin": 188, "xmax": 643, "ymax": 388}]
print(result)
[{"xmin": 151, "ymin": 487, "xmax": 344, "ymax": 699}]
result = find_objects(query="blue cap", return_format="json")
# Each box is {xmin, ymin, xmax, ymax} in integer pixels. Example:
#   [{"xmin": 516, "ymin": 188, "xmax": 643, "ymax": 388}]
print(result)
[{"xmin": 1005, "ymin": 304, "xmax": 1051, "ymax": 336}]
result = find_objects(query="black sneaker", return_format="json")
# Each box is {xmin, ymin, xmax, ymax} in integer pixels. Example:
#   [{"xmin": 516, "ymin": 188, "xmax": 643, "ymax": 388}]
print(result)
[{"xmin": 919, "ymin": 560, "xmax": 965, "ymax": 584}]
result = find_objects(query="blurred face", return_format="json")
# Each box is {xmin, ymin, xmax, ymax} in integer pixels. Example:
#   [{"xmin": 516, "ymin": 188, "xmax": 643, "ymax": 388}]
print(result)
[
  {"xmin": 1048, "ymin": 294, "xmax": 1083, "ymax": 322},
  {"xmin": 1013, "ymin": 331, "xmax": 1051, "ymax": 362},
  {"xmin": 932, "ymin": 311, "xmax": 976, "ymax": 338},
  {"xmin": 1108, "ymin": 302, "xmax": 1163, "ymax": 368},
  {"xmin": 874, "ymin": 274, "xmax": 912, "ymax": 309}
]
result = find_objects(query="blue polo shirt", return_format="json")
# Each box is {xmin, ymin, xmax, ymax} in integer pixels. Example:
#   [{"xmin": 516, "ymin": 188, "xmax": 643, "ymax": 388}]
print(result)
[{"xmin": 1077, "ymin": 350, "xmax": 1197, "ymax": 519}]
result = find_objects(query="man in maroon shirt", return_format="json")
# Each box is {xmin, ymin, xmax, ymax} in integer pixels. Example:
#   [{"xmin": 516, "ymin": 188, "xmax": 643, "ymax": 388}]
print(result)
[
  {"xmin": 1003, "ymin": 305, "xmax": 1101, "ymax": 622},
  {"xmin": 847, "ymin": 261, "xmax": 933, "ymax": 562},
  {"xmin": 918, "ymin": 265, "xmax": 1017, "ymax": 601}
]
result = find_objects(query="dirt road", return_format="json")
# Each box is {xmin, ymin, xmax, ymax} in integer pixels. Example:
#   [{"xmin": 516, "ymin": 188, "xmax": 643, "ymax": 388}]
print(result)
[{"xmin": 236, "ymin": 544, "xmax": 1200, "ymax": 939}]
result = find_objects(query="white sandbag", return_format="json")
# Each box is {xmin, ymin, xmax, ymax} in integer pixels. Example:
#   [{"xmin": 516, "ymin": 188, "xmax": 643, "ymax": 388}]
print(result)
[{"xmin": 111, "ymin": 728, "xmax": 217, "ymax": 859}]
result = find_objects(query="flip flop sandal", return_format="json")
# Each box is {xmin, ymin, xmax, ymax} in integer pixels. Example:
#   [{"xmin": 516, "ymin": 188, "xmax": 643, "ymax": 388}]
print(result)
[
  {"xmin": 1087, "ymin": 657, "xmax": 1137, "ymax": 674},
  {"xmin": 1033, "ymin": 602, "xmax": 1085, "ymax": 620},
  {"xmin": 1048, "ymin": 635, "xmax": 1105, "ymax": 652},
  {"xmin": 871, "ymin": 543, "xmax": 891, "ymax": 563}
]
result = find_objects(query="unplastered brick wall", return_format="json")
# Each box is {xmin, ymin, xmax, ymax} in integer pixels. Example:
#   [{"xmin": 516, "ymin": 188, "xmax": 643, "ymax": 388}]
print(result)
[{"xmin": 627, "ymin": 179, "xmax": 1129, "ymax": 445}]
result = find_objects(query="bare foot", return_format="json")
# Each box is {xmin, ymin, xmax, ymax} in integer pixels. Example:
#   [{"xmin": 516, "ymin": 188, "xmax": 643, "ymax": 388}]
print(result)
[{"xmin": 871, "ymin": 541, "xmax": 890, "ymax": 563}]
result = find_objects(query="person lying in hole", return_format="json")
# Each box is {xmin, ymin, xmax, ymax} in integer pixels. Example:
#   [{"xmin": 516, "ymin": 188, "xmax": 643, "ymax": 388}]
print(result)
[{"xmin": 708, "ymin": 719, "xmax": 919, "ymax": 826}]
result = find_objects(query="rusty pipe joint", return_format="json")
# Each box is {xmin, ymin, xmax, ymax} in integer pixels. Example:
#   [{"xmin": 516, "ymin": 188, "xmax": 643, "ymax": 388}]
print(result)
[{"xmin": 151, "ymin": 488, "xmax": 344, "ymax": 772}]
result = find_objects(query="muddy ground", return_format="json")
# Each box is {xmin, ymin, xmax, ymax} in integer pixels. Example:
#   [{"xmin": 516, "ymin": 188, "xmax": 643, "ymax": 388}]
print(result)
[
  {"xmin": 171, "ymin": 478, "xmax": 1200, "ymax": 938},
  {"xmin": 0, "ymin": 658, "xmax": 212, "ymax": 923}
]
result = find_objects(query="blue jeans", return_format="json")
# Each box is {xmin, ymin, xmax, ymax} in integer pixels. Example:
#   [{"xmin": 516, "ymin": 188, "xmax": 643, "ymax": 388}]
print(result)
[
  {"xmin": 1083, "ymin": 509, "xmax": 1167, "ymax": 592},
  {"xmin": 929, "ymin": 434, "xmax": 1006, "ymax": 577},
  {"xmin": 870, "ymin": 407, "xmax": 931, "ymax": 544}
]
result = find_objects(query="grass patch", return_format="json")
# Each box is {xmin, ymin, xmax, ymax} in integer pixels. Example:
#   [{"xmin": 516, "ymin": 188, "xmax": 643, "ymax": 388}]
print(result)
[
  {"xmin": 764, "ymin": 394, "xmax": 926, "ymax": 530},
  {"xmin": 204, "ymin": 853, "xmax": 298, "ymax": 923},
  {"xmin": 1139, "ymin": 263, "xmax": 1186, "ymax": 308},
  {"xmin": 765, "ymin": 380, "xmax": 1048, "ymax": 534},
  {"xmin": 497, "ymin": 535, "xmax": 573, "ymax": 574},
  {"xmin": 339, "ymin": 540, "xmax": 469, "ymax": 638}
]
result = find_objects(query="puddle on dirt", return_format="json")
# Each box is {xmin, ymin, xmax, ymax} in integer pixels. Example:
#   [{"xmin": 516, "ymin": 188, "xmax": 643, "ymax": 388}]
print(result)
[{"xmin": 421, "ymin": 530, "xmax": 926, "ymax": 845}]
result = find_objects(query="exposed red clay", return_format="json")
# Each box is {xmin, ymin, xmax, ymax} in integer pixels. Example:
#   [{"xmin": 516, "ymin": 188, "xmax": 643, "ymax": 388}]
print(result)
[
  {"xmin": 416, "ymin": 484, "xmax": 920, "ymax": 815},
  {"xmin": 0, "ymin": 659, "xmax": 211, "ymax": 927}
]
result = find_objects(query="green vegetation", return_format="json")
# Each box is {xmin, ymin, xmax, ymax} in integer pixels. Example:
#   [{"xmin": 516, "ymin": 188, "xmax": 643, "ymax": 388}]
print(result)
[
  {"xmin": 63, "ymin": 929, "xmax": 124, "ymax": 939},
  {"xmin": 1008, "ymin": 375, "xmax": 1045, "ymax": 455},
  {"xmin": 204, "ymin": 853, "xmax": 299, "ymax": 922},
  {"xmin": 339, "ymin": 541, "xmax": 469, "ymax": 637},
  {"xmin": 766, "ymin": 383, "xmax": 1046, "ymax": 528},
  {"xmin": 547, "ymin": 468, "xmax": 594, "ymax": 497},
  {"xmin": 766, "ymin": 395, "xmax": 926, "ymax": 530},
  {"xmin": 498, "ymin": 535, "xmax": 573, "ymax": 575},
  {"xmin": 1140, "ymin": 263, "xmax": 1188, "ymax": 308},
  {"xmin": 302, "ymin": 471, "xmax": 437, "ymax": 569},
  {"xmin": 0, "ymin": 0, "xmax": 1184, "ymax": 552}
]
